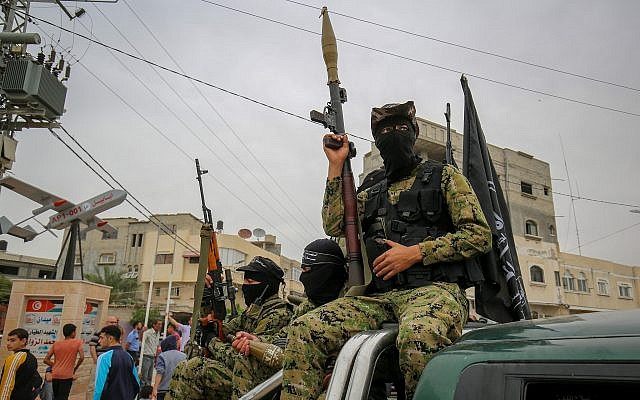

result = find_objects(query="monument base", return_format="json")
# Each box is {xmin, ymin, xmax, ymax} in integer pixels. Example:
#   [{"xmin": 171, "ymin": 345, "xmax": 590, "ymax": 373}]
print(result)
[{"xmin": 0, "ymin": 279, "xmax": 111, "ymax": 400}]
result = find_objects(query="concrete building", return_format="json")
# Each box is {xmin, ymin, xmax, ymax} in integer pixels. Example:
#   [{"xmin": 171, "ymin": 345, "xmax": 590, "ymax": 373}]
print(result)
[
  {"xmin": 74, "ymin": 213, "xmax": 304, "ymax": 313},
  {"xmin": 0, "ymin": 241, "xmax": 57, "ymax": 280},
  {"xmin": 360, "ymin": 116, "xmax": 639, "ymax": 318}
]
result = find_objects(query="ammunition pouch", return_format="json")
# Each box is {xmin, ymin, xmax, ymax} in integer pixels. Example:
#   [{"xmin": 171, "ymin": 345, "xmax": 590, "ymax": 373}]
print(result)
[{"xmin": 361, "ymin": 161, "xmax": 484, "ymax": 293}]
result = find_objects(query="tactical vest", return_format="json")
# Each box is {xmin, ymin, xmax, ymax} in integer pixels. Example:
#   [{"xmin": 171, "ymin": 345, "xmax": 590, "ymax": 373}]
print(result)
[{"xmin": 360, "ymin": 161, "xmax": 483, "ymax": 292}]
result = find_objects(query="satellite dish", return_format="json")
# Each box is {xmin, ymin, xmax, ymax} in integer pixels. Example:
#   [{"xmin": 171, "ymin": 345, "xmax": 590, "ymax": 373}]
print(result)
[
  {"xmin": 238, "ymin": 228, "xmax": 252, "ymax": 239},
  {"xmin": 252, "ymin": 228, "xmax": 265, "ymax": 240}
]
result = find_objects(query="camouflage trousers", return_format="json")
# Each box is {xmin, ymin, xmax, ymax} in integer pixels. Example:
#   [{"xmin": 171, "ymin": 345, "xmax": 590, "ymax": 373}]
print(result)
[
  {"xmin": 281, "ymin": 282, "xmax": 469, "ymax": 400},
  {"xmin": 167, "ymin": 342, "xmax": 278, "ymax": 400}
]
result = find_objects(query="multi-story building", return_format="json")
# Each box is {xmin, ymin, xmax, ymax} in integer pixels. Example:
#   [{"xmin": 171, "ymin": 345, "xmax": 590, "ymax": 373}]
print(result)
[
  {"xmin": 74, "ymin": 213, "xmax": 303, "ymax": 313},
  {"xmin": 360, "ymin": 116, "xmax": 639, "ymax": 318},
  {"xmin": 0, "ymin": 240, "xmax": 56, "ymax": 280}
]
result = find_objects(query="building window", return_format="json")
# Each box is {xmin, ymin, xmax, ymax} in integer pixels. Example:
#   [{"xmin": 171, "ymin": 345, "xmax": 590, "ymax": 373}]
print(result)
[
  {"xmin": 0, "ymin": 266, "xmax": 19, "ymax": 275},
  {"xmin": 562, "ymin": 272, "xmax": 576, "ymax": 291},
  {"xmin": 133, "ymin": 265, "xmax": 139, "ymax": 273},
  {"xmin": 170, "ymin": 287, "xmax": 181, "ymax": 297},
  {"xmin": 98, "ymin": 253, "xmax": 116, "ymax": 265},
  {"xmin": 291, "ymin": 268, "xmax": 302, "ymax": 282},
  {"xmin": 38, "ymin": 270, "xmax": 51, "ymax": 279},
  {"xmin": 74, "ymin": 255, "xmax": 82, "ymax": 265},
  {"xmin": 530, "ymin": 265, "xmax": 544, "ymax": 283},
  {"xmin": 525, "ymin": 220, "xmax": 539, "ymax": 236},
  {"xmin": 549, "ymin": 225, "xmax": 556, "ymax": 236},
  {"xmin": 577, "ymin": 272, "xmax": 588, "ymax": 292},
  {"xmin": 102, "ymin": 229, "xmax": 118, "ymax": 240},
  {"xmin": 155, "ymin": 253, "xmax": 174, "ymax": 264},
  {"xmin": 220, "ymin": 248, "xmax": 246, "ymax": 267},
  {"xmin": 188, "ymin": 256, "xmax": 200, "ymax": 264},
  {"xmin": 554, "ymin": 271, "xmax": 561, "ymax": 287},
  {"xmin": 618, "ymin": 283, "xmax": 633, "ymax": 298},
  {"xmin": 159, "ymin": 225, "xmax": 177, "ymax": 235},
  {"xmin": 543, "ymin": 186, "xmax": 549, "ymax": 196},
  {"xmin": 531, "ymin": 311, "xmax": 539, "ymax": 319},
  {"xmin": 521, "ymin": 181, "xmax": 533, "ymax": 195},
  {"xmin": 154, "ymin": 287, "xmax": 160, "ymax": 297},
  {"xmin": 131, "ymin": 233, "xmax": 144, "ymax": 247},
  {"xmin": 597, "ymin": 279, "xmax": 609, "ymax": 295}
]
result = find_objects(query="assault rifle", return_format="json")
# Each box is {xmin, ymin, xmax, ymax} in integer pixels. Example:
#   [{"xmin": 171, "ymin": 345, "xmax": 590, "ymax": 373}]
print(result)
[
  {"xmin": 189, "ymin": 159, "xmax": 238, "ymax": 356},
  {"xmin": 310, "ymin": 7, "xmax": 365, "ymax": 287}
]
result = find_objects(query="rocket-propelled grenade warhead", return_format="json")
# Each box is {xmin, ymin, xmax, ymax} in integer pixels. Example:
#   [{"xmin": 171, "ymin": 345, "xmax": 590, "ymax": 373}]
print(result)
[{"xmin": 321, "ymin": 7, "xmax": 339, "ymax": 84}]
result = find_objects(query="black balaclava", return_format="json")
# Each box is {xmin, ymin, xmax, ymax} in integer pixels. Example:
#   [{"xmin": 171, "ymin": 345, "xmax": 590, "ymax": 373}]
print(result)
[
  {"xmin": 299, "ymin": 239, "xmax": 347, "ymax": 306},
  {"xmin": 242, "ymin": 270, "xmax": 279, "ymax": 307},
  {"xmin": 373, "ymin": 116, "xmax": 420, "ymax": 182}
]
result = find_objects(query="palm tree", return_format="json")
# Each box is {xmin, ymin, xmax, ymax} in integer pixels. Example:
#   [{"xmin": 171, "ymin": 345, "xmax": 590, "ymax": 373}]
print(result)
[{"xmin": 86, "ymin": 266, "xmax": 141, "ymax": 305}]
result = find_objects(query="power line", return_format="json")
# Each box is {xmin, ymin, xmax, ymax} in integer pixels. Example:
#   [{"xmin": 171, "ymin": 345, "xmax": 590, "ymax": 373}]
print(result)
[
  {"xmin": 284, "ymin": 0, "xmax": 640, "ymax": 93},
  {"xmin": 566, "ymin": 221, "xmax": 640, "ymax": 252},
  {"xmin": 115, "ymin": 0, "xmax": 321, "ymax": 237},
  {"xmin": 71, "ymin": 11, "xmax": 317, "ymax": 243},
  {"xmin": 195, "ymin": 0, "xmax": 640, "ymax": 118},
  {"xmin": 13, "ymin": 8, "xmax": 373, "ymax": 142},
  {"xmin": 19, "ymin": 5, "xmax": 640, "ymax": 125},
  {"xmin": 33, "ymin": 25, "xmax": 308, "ymax": 254},
  {"xmin": 48, "ymin": 126, "xmax": 199, "ymax": 254}
]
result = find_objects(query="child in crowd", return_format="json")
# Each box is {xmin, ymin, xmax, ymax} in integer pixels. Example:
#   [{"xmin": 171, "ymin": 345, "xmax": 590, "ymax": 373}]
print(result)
[{"xmin": 138, "ymin": 385, "xmax": 153, "ymax": 400}]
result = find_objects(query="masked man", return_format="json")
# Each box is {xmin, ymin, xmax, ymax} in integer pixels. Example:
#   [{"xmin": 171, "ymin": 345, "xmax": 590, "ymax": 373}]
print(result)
[
  {"xmin": 168, "ymin": 256, "xmax": 292, "ymax": 400},
  {"xmin": 230, "ymin": 239, "xmax": 347, "ymax": 399},
  {"xmin": 280, "ymin": 101, "xmax": 492, "ymax": 400}
]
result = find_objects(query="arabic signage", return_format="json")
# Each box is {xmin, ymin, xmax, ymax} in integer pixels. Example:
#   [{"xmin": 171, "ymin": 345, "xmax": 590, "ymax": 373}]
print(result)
[
  {"xmin": 80, "ymin": 301, "xmax": 101, "ymax": 355},
  {"xmin": 23, "ymin": 298, "xmax": 63, "ymax": 357},
  {"xmin": 47, "ymin": 189, "xmax": 126, "ymax": 229}
]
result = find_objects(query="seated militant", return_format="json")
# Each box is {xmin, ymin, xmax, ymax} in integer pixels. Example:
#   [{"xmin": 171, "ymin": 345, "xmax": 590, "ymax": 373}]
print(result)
[
  {"xmin": 280, "ymin": 101, "xmax": 492, "ymax": 400},
  {"xmin": 168, "ymin": 256, "xmax": 292, "ymax": 400},
  {"xmin": 230, "ymin": 238, "xmax": 348, "ymax": 399}
]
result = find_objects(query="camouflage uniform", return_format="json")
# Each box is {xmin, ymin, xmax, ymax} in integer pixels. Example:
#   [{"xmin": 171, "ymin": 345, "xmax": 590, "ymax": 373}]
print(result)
[
  {"xmin": 168, "ymin": 294, "xmax": 292, "ymax": 400},
  {"xmin": 281, "ymin": 162, "xmax": 492, "ymax": 400},
  {"xmin": 231, "ymin": 299, "xmax": 317, "ymax": 399}
]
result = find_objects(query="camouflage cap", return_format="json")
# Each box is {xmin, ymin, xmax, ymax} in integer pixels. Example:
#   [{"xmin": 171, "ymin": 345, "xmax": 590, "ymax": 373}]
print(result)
[{"xmin": 370, "ymin": 101, "xmax": 419, "ymax": 137}]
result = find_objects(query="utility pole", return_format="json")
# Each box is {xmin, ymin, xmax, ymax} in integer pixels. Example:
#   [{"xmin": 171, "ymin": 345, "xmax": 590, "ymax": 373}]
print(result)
[{"xmin": 0, "ymin": 1, "xmax": 113, "ymax": 177}]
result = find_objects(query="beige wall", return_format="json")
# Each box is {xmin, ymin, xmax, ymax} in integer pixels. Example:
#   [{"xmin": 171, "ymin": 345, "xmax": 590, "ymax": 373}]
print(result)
[{"xmin": 0, "ymin": 280, "xmax": 111, "ymax": 400}]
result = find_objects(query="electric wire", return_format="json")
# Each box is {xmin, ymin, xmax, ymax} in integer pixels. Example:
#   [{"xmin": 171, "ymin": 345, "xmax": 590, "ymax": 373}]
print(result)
[
  {"xmin": 47, "ymin": 126, "xmax": 199, "ymax": 254},
  {"xmin": 94, "ymin": 2, "xmax": 321, "ymax": 239},
  {"xmin": 33, "ymin": 25, "xmax": 308, "ymax": 254},
  {"xmin": 119, "ymin": 0, "xmax": 321, "ymax": 234},
  {"xmin": 284, "ymin": 0, "xmax": 640, "ymax": 93},
  {"xmin": 71, "ymin": 13, "xmax": 316, "ymax": 243},
  {"xmin": 196, "ymin": 0, "xmax": 640, "ymax": 118},
  {"xmin": 566, "ymin": 221, "xmax": 640, "ymax": 252}
]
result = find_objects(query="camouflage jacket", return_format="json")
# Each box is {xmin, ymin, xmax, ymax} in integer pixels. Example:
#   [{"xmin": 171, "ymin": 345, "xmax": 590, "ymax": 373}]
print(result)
[
  {"xmin": 322, "ymin": 162, "xmax": 492, "ymax": 269},
  {"xmin": 207, "ymin": 294, "xmax": 292, "ymax": 353}
]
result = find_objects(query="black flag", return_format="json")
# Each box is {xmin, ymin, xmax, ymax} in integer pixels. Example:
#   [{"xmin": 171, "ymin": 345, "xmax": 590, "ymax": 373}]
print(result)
[{"xmin": 461, "ymin": 75, "xmax": 531, "ymax": 322}]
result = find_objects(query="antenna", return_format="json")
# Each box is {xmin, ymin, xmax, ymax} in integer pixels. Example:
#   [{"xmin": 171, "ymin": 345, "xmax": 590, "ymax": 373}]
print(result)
[
  {"xmin": 559, "ymin": 135, "xmax": 582, "ymax": 255},
  {"xmin": 252, "ymin": 228, "xmax": 265, "ymax": 241}
]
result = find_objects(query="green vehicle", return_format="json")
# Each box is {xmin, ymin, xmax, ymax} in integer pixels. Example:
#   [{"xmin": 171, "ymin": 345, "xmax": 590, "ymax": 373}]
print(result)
[
  {"xmin": 414, "ymin": 308, "xmax": 640, "ymax": 400},
  {"xmin": 241, "ymin": 309, "xmax": 640, "ymax": 400}
]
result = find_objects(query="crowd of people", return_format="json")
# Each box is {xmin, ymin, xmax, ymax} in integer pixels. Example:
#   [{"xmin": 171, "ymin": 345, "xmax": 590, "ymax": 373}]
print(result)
[{"xmin": 0, "ymin": 313, "xmax": 194, "ymax": 400}]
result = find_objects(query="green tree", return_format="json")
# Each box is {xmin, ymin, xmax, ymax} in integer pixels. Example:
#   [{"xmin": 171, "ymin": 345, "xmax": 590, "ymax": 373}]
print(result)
[
  {"xmin": 129, "ymin": 307, "xmax": 162, "ymax": 327},
  {"xmin": 0, "ymin": 274, "xmax": 12, "ymax": 303},
  {"xmin": 86, "ymin": 266, "xmax": 140, "ymax": 305}
]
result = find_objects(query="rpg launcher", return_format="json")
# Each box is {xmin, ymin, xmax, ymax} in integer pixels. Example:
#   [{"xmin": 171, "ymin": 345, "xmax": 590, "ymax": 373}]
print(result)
[
  {"xmin": 310, "ymin": 7, "xmax": 365, "ymax": 287},
  {"xmin": 190, "ymin": 159, "xmax": 238, "ymax": 356}
]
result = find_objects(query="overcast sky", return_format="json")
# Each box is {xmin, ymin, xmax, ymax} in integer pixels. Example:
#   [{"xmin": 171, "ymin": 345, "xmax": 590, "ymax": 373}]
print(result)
[{"xmin": 1, "ymin": 0, "xmax": 639, "ymax": 266}]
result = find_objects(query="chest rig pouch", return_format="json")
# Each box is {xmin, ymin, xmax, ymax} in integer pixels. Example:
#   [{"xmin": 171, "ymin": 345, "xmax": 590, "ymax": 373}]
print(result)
[{"xmin": 361, "ymin": 162, "xmax": 480, "ymax": 292}]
